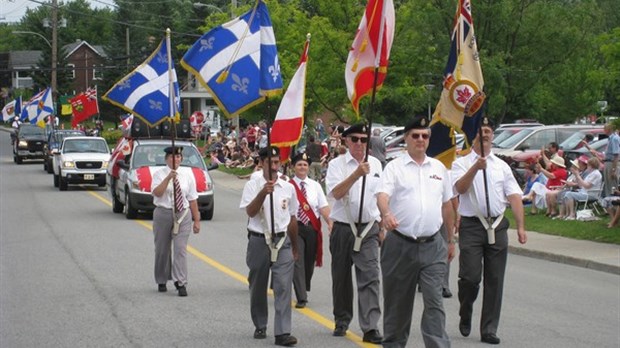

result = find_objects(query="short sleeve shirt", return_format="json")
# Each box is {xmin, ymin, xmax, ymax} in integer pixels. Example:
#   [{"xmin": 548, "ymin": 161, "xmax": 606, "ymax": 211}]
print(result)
[
  {"xmin": 151, "ymin": 166, "xmax": 198, "ymax": 209},
  {"xmin": 240, "ymin": 176, "xmax": 298, "ymax": 233}
]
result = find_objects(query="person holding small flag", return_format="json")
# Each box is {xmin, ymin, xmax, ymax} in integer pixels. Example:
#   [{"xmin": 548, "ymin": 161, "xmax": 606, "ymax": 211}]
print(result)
[
  {"xmin": 240, "ymin": 146, "xmax": 299, "ymax": 347},
  {"xmin": 325, "ymin": 123, "xmax": 383, "ymax": 344},
  {"xmin": 151, "ymin": 146, "xmax": 201, "ymax": 297},
  {"xmin": 289, "ymin": 152, "xmax": 332, "ymax": 309},
  {"xmin": 452, "ymin": 117, "xmax": 527, "ymax": 345}
]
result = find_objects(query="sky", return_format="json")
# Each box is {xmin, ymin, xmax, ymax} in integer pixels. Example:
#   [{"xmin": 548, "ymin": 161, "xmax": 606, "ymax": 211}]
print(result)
[{"xmin": 0, "ymin": 0, "xmax": 114, "ymax": 23}]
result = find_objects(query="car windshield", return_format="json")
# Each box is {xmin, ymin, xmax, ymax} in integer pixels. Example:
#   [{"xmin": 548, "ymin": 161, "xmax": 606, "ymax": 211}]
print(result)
[
  {"xmin": 559, "ymin": 131, "xmax": 588, "ymax": 151},
  {"xmin": 131, "ymin": 144, "xmax": 205, "ymax": 169},
  {"xmin": 496, "ymin": 128, "xmax": 534, "ymax": 149},
  {"xmin": 20, "ymin": 126, "xmax": 45, "ymax": 136},
  {"xmin": 493, "ymin": 129, "xmax": 518, "ymax": 146},
  {"xmin": 50, "ymin": 131, "xmax": 83, "ymax": 144},
  {"xmin": 63, "ymin": 139, "xmax": 109, "ymax": 153}
]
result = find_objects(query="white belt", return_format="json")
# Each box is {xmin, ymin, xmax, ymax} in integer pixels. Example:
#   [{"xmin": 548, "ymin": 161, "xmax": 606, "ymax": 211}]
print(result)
[
  {"xmin": 259, "ymin": 208, "xmax": 286, "ymax": 262},
  {"xmin": 343, "ymin": 194, "xmax": 375, "ymax": 252}
]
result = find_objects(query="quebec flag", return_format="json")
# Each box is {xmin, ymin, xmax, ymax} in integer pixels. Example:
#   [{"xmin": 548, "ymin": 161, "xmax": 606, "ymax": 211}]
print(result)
[
  {"xmin": 181, "ymin": 0, "xmax": 283, "ymax": 118},
  {"xmin": 103, "ymin": 37, "xmax": 181, "ymax": 127}
]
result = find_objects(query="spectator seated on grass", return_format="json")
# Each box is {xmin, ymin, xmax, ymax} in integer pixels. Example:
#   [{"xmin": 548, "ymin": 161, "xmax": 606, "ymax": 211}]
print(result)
[
  {"xmin": 523, "ymin": 157, "xmax": 568, "ymax": 215},
  {"xmin": 600, "ymin": 188, "xmax": 620, "ymax": 218},
  {"xmin": 607, "ymin": 200, "xmax": 620, "ymax": 228}
]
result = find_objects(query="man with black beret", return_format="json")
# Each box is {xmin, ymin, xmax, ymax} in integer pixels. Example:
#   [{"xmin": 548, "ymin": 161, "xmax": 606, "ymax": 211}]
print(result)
[
  {"xmin": 377, "ymin": 116, "xmax": 456, "ymax": 347},
  {"xmin": 240, "ymin": 146, "xmax": 300, "ymax": 346},
  {"xmin": 289, "ymin": 152, "xmax": 332, "ymax": 309},
  {"xmin": 325, "ymin": 123, "xmax": 383, "ymax": 343},
  {"xmin": 452, "ymin": 116, "xmax": 527, "ymax": 345}
]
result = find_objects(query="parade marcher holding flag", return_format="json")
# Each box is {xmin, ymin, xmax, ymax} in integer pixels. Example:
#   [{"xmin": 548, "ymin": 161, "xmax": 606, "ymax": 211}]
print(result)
[
  {"xmin": 240, "ymin": 146, "xmax": 299, "ymax": 347},
  {"xmin": 289, "ymin": 152, "xmax": 332, "ymax": 309},
  {"xmin": 325, "ymin": 124, "xmax": 383, "ymax": 343},
  {"xmin": 151, "ymin": 146, "xmax": 201, "ymax": 297},
  {"xmin": 452, "ymin": 117, "xmax": 527, "ymax": 345}
]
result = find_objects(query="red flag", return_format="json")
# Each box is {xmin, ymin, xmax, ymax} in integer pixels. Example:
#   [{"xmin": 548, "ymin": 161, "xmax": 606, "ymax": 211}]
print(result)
[
  {"xmin": 345, "ymin": 0, "xmax": 395, "ymax": 117},
  {"xmin": 271, "ymin": 36, "xmax": 310, "ymax": 162},
  {"xmin": 70, "ymin": 87, "xmax": 99, "ymax": 127}
]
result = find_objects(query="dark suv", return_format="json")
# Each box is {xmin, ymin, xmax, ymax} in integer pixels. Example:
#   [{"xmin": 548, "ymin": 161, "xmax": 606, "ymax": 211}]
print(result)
[
  {"xmin": 43, "ymin": 129, "xmax": 85, "ymax": 173},
  {"xmin": 13, "ymin": 124, "xmax": 47, "ymax": 164}
]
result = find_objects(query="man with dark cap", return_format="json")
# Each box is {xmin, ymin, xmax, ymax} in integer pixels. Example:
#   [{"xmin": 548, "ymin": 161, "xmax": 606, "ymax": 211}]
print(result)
[
  {"xmin": 377, "ymin": 116, "xmax": 456, "ymax": 348},
  {"xmin": 452, "ymin": 117, "xmax": 527, "ymax": 345},
  {"xmin": 239, "ymin": 146, "xmax": 299, "ymax": 346},
  {"xmin": 289, "ymin": 152, "xmax": 332, "ymax": 309},
  {"xmin": 151, "ymin": 146, "xmax": 201, "ymax": 296},
  {"xmin": 325, "ymin": 123, "xmax": 383, "ymax": 344}
]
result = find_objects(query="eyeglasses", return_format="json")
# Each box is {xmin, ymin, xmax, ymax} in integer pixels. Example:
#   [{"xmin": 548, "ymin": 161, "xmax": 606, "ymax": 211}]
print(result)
[
  {"xmin": 410, "ymin": 133, "xmax": 430, "ymax": 140},
  {"xmin": 349, "ymin": 136, "xmax": 369, "ymax": 144}
]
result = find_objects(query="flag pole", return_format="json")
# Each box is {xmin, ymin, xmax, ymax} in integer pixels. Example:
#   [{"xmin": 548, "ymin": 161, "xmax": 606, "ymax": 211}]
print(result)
[
  {"xmin": 357, "ymin": 0, "xmax": 388, "ymax": 226},
  {"xmin": 166, "ymin": 28, "xmax": 180, "ymax": 216},
  {"xmin": 265, "ymin": 98, "xmax": 276, "ymax": 241},
  {"xmin": 478, "ymin": 101, "xmax": 494, "ymax": 244}
]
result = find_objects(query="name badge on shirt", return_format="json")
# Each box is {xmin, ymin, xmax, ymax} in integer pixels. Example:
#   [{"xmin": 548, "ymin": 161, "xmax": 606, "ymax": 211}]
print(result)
[{"xmin": 430, "ymin": 174, "xmax": 443, "ymax": 181}]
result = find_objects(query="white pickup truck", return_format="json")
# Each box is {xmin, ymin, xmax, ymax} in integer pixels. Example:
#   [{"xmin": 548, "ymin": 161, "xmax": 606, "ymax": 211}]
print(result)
[
  {"xmin": 107, "ymin": 138, "xmax": 215, "ymax": 220},
  {"xmin": 52, "ymin": 136, "xmax": 111, "ymax": 191}
]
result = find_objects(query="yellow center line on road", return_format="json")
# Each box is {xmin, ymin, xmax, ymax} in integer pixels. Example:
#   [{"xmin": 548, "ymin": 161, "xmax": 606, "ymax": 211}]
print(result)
[{"xmin": 88, "ymin": 190, "xmax": 373, "ymax": 347}]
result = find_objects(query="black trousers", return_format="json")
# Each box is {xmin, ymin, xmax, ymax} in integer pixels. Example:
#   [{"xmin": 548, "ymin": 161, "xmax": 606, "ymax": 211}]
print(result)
[
  {"xmin": 293, "ymin": 223, "xmax": 318, "ymax": 302},
  {"xmin": 458, "ymin": 216, "xmax": 509, "ymax": 336}
]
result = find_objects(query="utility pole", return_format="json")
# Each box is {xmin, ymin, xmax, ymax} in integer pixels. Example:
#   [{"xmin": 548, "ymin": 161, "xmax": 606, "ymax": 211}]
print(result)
[{"xmin": 51, "ymin": 0, "xmax": 58, "ymax": 102}]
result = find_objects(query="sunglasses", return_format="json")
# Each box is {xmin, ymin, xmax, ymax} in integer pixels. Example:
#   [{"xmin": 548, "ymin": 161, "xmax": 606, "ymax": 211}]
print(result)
[
  {"xmin": 410, "ymin": 133, "xmax": 430, "ymax": 140},
  {"xmin": 349, "ymin": 136, "xmax": 369, "ymax": 143}
]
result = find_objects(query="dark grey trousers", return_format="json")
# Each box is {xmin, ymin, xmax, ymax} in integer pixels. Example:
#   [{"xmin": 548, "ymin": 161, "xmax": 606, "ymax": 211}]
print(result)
[
  {"xmin": 246, "ymin": 234, "xmax": 294, "ymax": 336},
  {"xmin": 329, "ymin": 222, "xmax": 381, "ymax": 332},
  {"xmin": 458, "ymin": 217, "xmax": 509, "ymax": 336},
  {"xmin": 293, "ymin": 223, "xmax": 318, "ymax": 303},
  {"xmin": 381, "ymin": 231, "xmax": 450, "ymax": 348}
]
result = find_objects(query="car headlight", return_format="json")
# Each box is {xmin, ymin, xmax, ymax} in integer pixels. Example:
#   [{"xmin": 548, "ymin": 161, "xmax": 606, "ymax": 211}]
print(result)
[
  {"xmin": 18, "ymin": 140, "xmax": 28, "ymax": 148},
  {"xmin": 101, "ymin": 161, "xmax": 109, "ymax": 169},
  {"xmin": 62, "ymin": 161, "xmax": 75, "ymax": 168}
]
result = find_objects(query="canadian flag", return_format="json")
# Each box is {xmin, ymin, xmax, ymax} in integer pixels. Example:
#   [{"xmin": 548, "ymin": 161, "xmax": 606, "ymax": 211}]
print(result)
[{"xmin": 271, "ymin": 36, "xmax": 310, "ymax": 162}]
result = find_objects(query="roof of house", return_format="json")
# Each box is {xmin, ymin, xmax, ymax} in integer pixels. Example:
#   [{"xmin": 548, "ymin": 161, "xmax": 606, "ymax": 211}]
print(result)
[
  {"xmin": 62, "ymin": 40, "xmax": 107, "ymax": 58},
  {"xmin": 8, "ymin": 51, "xmax": 42, "ymax": 68}
]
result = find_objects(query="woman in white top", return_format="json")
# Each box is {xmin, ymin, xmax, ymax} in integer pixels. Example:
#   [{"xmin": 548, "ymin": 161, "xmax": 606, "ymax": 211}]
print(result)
[{"xmin": 562, "ymin": 157, "xmax": 603, "ymax": 220}]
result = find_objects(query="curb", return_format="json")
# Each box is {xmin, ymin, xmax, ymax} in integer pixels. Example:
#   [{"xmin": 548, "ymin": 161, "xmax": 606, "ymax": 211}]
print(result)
[{"xmin": 508, "ymin": 245, "xmax": 620, "ymax": 275}]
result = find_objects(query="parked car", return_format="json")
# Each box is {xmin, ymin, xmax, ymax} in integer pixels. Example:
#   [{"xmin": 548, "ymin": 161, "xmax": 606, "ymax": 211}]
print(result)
[
  {"xmin": 13, "ymin": 124, "xmax": 47, "ymax": 164},
  {"xmin": 380, "ymin": 126, "xmax": 404, "ymax": 143},
  {"xmin": 107, "ymin": 138, "xmax": 216, "ymax": 220},
  {"xmin": 52, "ymin": 136, "xmax": 111, "ymax": 191},
  {"xmin": 494, "ymin": 125, "xmax": 605, "ymax": 180},
  {"xmin": 493, "ymin": 128, "xmax": 525, "ymax": 147},
  {"xmin": 43, "ymin": 129, "xmax": 85, "ymax": 173}
]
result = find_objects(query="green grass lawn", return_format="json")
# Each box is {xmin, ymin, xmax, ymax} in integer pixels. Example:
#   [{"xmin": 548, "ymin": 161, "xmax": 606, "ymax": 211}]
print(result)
[{"xmin": 504, "ymin": 209, "xmax": 620, "ymax": 245}]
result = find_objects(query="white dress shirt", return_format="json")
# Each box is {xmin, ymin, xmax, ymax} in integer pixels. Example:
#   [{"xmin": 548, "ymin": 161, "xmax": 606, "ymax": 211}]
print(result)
[
  {"xmin": 378, "ymin": 154, "xmax": 453, "ymax": 238},
  {"xmin": 292, "ymin": 176, "xmax": 329, "ymax": 217},
  {"xmin": 326, "ymin": 152, "xmax": 382, "ymax": 223},
  {"xmin": 240, "ymin": 175, "xmax": 298, "ymax": 233},
  {"xmin": 151, "ymin": 166, "xmax": 198, "ymax": 210},
  {"xmin": 452, "ymin": 151, "xmax": 522, "ymax": 217}
]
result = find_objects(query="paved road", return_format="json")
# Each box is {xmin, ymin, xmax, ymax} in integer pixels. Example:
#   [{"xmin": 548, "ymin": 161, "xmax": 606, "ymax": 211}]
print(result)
[{"xmin": 1, "ymin": 131, "xmax": 619, "ymax": 347}]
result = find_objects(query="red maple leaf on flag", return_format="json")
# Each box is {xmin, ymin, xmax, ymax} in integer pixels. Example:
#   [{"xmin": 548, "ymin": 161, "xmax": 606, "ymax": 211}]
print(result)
[{"xmin": 456, "ymin": 87, "xmax": 472, "ymax": 104}]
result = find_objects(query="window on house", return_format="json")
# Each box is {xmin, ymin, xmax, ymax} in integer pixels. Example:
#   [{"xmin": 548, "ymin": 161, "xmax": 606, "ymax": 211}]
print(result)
[
  {"xmin": 67, "ymin": 63, "xmax": 75, "ymax": 79},
  {"xmin": 93, "ymin": 65, "xmax": 103, "ymax": 80}
]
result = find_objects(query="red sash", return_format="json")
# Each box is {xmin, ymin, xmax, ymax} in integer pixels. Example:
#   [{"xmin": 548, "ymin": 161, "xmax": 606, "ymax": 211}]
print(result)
[{"xmin": 290, "ymin": 179, "xmax": 323, "ymax": 267}]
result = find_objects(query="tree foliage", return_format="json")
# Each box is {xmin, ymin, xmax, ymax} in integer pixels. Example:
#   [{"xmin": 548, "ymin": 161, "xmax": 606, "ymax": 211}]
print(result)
[{"xmin": 1, "ymin": 0, "xmax": 618, "ymax": 126}]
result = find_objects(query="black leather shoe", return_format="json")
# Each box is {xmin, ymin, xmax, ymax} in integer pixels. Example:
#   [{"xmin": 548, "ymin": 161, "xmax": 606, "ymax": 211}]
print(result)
[
  {"xmin": 275, "ymin": 334, "xmax": 297, "ymax": 346},
  {"xmin": 295, "ymin": 301, "xmax": 307, "ymax": 309},
  {"xmin": 362, "ymin": 329, "xmax": 383, "ymax": 344},
  {"xmin": 481, "ymin": 333, "xmax": 500, "ymax": 344},
  {"xmin": 174, "ymin": 281, "xmax": 181, "ymax": 290},
  {"xmin": 177, "ymin": 285, "xmax": 187, "ymax": 297},
  {"xmin": 158, "ymin": 284, "xmax": 167, "ymax": 292},
  {"xmin": 333, "ymin": 325, "xmax": 347, "ymax": 337},
  {"xmin": 459, "ymin": 318, "xmax": 471, "ymax": 337},
  {"xmin": 442, "ymin": 288, "xmax": 453, "ymax": 298},
  {"xmin": 253, "ymin": 328, "xmax": 266, "ymax": 339}
]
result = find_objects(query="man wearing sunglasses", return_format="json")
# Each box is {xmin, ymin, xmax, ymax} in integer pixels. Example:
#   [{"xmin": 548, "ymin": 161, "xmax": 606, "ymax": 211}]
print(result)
[
  {"xmin": 377, "ymin": 116, "xmax": 456, "ymax": 348},
  {"xmin": 452, "ymin": 117, "xmax": 527, "ymax": 345},
  {"xmin": 325, "ymin": 123, "xmax": 383, "ymax": 344}
]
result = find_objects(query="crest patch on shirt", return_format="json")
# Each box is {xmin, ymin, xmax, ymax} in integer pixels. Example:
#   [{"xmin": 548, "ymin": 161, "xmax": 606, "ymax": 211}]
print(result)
[{"xmin": 281, "ymin": 198, "xmax": 289, "ymax": 210}]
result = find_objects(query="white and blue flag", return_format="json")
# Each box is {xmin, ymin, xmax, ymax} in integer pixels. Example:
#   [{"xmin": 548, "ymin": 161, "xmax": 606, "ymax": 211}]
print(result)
[
  {"xmin": 20, "ymin": 88, "xmax": 53, "ymax": 127},
  {"xmin": 103, "ymin": 37, "xmax": 180, "ymax": 127},
  {"xmin": 181, "ymin": 0, "xmax": 282, "ymax": 118}
]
